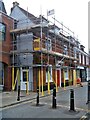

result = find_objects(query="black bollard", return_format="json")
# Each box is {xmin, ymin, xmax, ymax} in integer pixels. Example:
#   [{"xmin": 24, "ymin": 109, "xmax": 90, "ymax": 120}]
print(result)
[
  {"xmin": 52, "ymin": 86, "xmax": 56, "ymax": 108},
  {"xmin": 86, "ymin": 80, "xmax": 90, "ymax": 104},
  {"xmin": 17, "ymin": 85, "xmax": 20, "ymax": 101},
  {"xmin": 69, "ymin": 89, "xmax": 75, "ymax": 112},
  {"xmin": 36, "ymin": 87, "xmax": 39, "ymax": 106}
]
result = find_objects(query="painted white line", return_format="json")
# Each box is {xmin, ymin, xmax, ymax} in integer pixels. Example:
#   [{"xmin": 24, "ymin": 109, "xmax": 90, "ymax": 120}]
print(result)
[
  {"xmin": 2, "ymin": 99, "xmax": 35, "ymax": 110},
  {"xmin": 33, "ymin": 101, "xmax": 89, "ymax": 112}
]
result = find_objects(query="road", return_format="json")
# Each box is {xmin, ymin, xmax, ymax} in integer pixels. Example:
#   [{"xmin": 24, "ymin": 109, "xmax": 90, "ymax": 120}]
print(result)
[{"xmin": 1, "ymin": 85, "xmax": 90, "ymax": 119}]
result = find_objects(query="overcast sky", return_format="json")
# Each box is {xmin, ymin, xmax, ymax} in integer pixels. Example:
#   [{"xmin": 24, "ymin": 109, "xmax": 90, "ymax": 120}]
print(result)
[{"xmin": 3, "ymin": 0, "xmax": 89, "ymax": 52}]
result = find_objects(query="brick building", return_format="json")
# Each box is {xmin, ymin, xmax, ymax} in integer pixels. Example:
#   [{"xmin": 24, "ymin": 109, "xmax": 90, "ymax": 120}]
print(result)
[
  {"xmin": 9, "ymin": 2, "xmax": 89, "ymax": 94},
  {"xmin": 0, "ymin": 1, "xmax": 14, "ymax": 90},
  {"xmin": 1, "ymin": 1, "xmax": 89, "ymax": 92}
]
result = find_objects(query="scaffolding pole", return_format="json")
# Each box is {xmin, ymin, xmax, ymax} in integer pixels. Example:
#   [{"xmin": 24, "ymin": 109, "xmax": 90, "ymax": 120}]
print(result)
[
  {"xmin": 26, "ymin": 70, "xmax": 29, "ymax": 94},
  {"xmin": 63, "ymin": 70, "xmax": 66, "ymax": 90},
  {"xmin": 18, "ymin": 68, "xmax": 20, "ymax": 86},
  {"xmin": 12, "ymin": 68, "xmax": 20, "ymax": 91},
  {"xmin": 55, "ymin": 69, "xmax": 58, "ymax": 92},
  {"xmin": 73, "ymin": 70, "xmax": 76, "ymax": 86},
  {"xmin": 48, "ymin": 69, "xmax": 50, "ymax": 94},
  {"xmin": 41, "ymin": 67, "xmax": 44, "ymax": 96},
  {"xmin": 12, "ymin": 67, "xmax": 14, "ymax": 90},
  {"xmin": 38, "ymin": 68, "xmax": 41, "ymax": 94},
  {"xmin": 69, "ymin": 69, "xmax": 72, "ymax": 86}
]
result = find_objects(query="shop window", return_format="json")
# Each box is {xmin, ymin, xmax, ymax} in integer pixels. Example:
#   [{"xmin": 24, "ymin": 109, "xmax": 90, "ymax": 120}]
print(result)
[{"xmin": 0, "ymin": 23, "xmax": 6, "ymax": 41}]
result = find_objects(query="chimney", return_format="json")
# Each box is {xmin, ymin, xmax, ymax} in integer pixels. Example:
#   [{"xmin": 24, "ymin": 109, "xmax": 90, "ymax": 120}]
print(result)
[
  {"xmin": 13, "ymin": 1, "xmax": 19, "ymax": 7},
  {"xmin": 80, "ymin": 45, "xmax": 85, "ymax": 51},
  {"xmin": 11, "ymin": 1, "xmax": 19, "ymax": 13}
]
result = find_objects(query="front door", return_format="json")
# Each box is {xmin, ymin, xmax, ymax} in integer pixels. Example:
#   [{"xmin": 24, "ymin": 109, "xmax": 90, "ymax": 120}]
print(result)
[
  {"xmin": 21, "ymin": 69, "xmax": 29, "ymax": 90},
  {"xmin": 57, "ymin": 70, "xmax": 60, "ymax": 87},
  {"xmin": 0, "ymin": 62, "xmax": 4, "ymax": 90},
  {"xmin": 57, "ymin": 68, "xmax": 61, "ymax": 87}
]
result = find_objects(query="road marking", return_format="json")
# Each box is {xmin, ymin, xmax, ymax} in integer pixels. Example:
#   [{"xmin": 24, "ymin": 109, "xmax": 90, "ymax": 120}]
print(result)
[
  {"xmin": 2, "ymin": 100, "xmax": 89, "ymax": 118},
  {"xmin": 2, "ymin": 84, "xmax": 88, "ymax": 111},
  {"xmin": 2, "ymin": 99, "xmax": 35, "ymax": 110},
  {"xmin": 2, "ymin": 96, "xmax": 89, "ymax": 113},
  {"xmin": 30, "ymin": 101, "xmax": 89, "ymax": 112}
]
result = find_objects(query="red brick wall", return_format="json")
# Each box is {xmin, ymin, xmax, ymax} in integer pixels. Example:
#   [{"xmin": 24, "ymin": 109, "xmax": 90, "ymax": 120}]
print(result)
[{"xmin": 0, "ymin": 13, "xmax": 14, "ymax": 91}]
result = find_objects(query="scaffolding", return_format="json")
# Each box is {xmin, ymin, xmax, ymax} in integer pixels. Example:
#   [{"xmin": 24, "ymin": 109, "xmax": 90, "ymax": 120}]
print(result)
[{"xmin": 10, "ymin": 14, "xmax": 80, "ymax": 94}]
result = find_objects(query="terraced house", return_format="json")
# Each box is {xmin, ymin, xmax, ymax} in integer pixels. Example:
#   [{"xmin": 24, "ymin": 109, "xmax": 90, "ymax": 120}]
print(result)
[{"xmin": 1, "ymin": 1, "xmax": 89, "ymax": 93}]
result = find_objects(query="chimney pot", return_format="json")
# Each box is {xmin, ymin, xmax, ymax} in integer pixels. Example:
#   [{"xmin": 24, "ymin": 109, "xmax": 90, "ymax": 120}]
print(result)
[{"xmin": 13, "ymin": 1, "xmax": 19, "ymax": 7}]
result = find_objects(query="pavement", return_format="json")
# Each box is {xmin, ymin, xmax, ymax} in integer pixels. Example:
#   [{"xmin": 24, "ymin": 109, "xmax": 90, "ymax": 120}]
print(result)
[{"xmin": 0, "ymin": 82, "xmax": 87, "ymax": 108}]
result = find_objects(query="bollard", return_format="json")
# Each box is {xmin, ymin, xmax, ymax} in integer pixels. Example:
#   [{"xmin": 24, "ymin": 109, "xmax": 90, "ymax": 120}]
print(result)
[
  {"xmin": 52, "ymin": 86, "xmax": 56, "ymax": 108},
  {"xmin": 86, "ymin": 80, "xmax": 90, "ymax": 104},
  {"xmin": 69, "ymin": 89, "xmax": 76, "ymax": 112},
  {"xmin": 17, "ymin": 85, "xmax": 20, "ymax": 101},
  {"xmin": 36, "ymin": 87, "xmax": 39, "ymax": 106}
]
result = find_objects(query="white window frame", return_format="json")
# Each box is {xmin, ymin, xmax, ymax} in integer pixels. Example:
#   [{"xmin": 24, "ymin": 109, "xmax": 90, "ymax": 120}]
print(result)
[
  {"xmin": 86, "ymin": 56, "xmax": 89, "ymax": 65},
  {"xmin": 79, "ymin": 53, "xmax": 81, "ymax": 64},
  {"xmin": 83, "ymin": 55, "xmax": 85, "ymax": 65}
]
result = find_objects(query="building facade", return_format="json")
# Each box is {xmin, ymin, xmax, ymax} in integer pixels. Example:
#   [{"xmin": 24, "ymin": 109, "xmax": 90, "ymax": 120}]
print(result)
[
  {"xmin": 0, "ymin": 1, "xmax": 14, "ymax": 90},
  {"xmin": 88, "ymin": 1, "xmax": 90, "ymax": 81},
  {"xmin": 9, "ymin": 2, "xmax": 89, "ymax": 93},
  {"xmin": 1, "ymin": 1, "xmax": 89, "ymax": 92}
]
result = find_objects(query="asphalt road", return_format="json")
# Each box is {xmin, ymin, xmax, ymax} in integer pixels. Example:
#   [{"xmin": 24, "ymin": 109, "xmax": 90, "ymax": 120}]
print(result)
[{"xmin": 1, "ymin": 85, "xmax": 90, "ymax": 119}]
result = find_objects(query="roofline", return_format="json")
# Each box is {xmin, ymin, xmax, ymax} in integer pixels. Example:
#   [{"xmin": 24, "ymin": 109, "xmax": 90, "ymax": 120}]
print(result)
[
  {"xmin": 0, "ymin": 11, "xmax": 17, "ymax": 21},
  {"xmin": 75, "ymin": 47, "xmax": 89, "ymax": 56},
  {"xmin": 18, "ymin": 6, "xmax": 38, "ymax": 24}
]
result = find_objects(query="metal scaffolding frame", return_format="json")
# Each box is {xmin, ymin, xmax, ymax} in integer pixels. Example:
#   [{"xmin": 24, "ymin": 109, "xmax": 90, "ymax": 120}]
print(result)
[{"xmin": 10, "ymin": 14, "xmax": 80, "ymax": 93}]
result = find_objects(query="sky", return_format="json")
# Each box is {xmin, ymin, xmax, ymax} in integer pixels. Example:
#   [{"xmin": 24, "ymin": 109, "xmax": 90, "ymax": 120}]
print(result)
[{"xmin": 3, "ymin": 0, "xmax": 89, "ymax": 53}]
